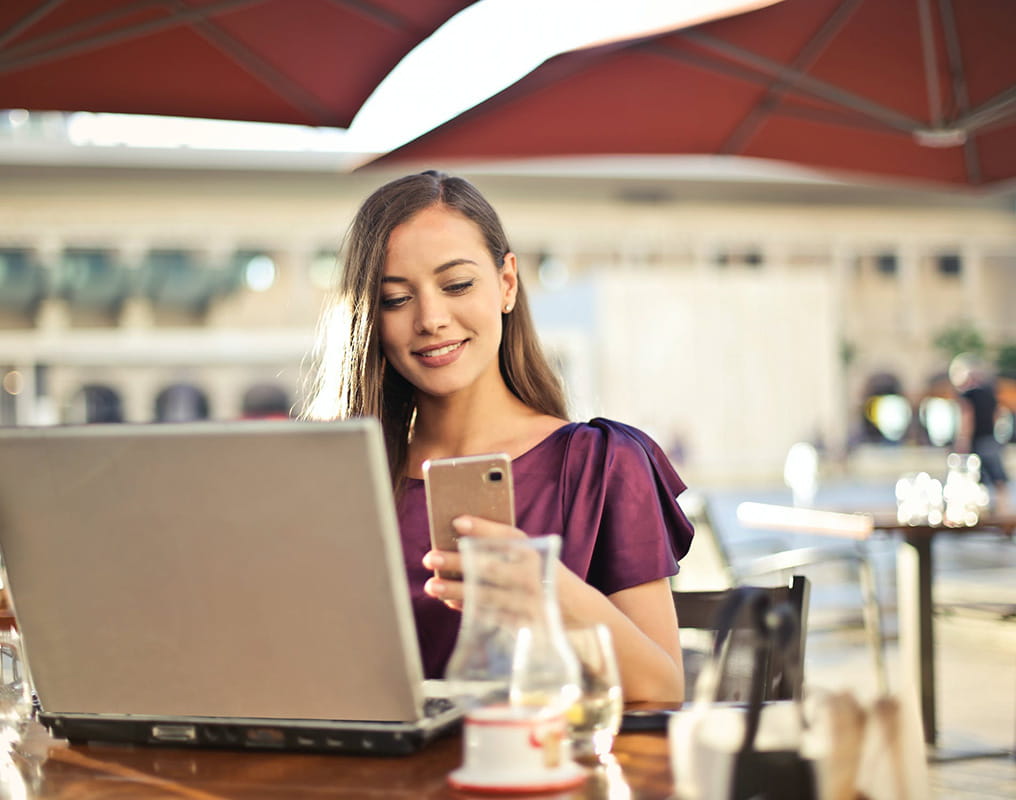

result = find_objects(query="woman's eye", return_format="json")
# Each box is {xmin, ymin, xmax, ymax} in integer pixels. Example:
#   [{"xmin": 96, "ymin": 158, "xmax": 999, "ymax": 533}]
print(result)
[
  {"xmin": 381, "ymin": 295, "xmax": 410, "ymax": 309},
  {"xmin": 445, "ymin": 280, "xmax": 474, "ymax": 295}
]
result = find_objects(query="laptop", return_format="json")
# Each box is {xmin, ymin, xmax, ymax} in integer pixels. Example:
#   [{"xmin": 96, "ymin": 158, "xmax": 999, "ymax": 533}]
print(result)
[{"xmin": 0, "ymin": 419, "xmax": 464, "ymax": 755}]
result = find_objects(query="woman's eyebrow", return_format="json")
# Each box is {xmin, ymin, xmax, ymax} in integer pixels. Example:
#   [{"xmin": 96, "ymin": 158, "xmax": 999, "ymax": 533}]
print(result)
[{"xmin": 382, "ymin": 258, "xmax": 478, "ymax": 283}]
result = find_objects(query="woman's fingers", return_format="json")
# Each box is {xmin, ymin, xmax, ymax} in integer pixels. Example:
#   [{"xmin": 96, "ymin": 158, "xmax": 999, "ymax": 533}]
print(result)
[
  {"xmin": 423, "ymin": 549, "xmax": 462, "ymax": 574},
  {"xmin": 451, "ymin": 515, "xmax": 525, "ymax": 539},
  {"xmin": 422, "ymin": 519, "xmax": 538, "ymax": 614},
  {"xmin": 424, "ymin": 575, "xmax": 464, "ymax": 610}
]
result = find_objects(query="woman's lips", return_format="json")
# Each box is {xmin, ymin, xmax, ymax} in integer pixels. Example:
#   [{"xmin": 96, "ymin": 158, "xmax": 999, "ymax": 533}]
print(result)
[{"xmin": 413, "ymin": 340, "xmax": 466, "ymax": 367}]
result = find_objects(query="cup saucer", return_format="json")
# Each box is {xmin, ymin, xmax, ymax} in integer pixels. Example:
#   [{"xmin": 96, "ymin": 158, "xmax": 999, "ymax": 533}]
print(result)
[{"xmin": 447, "ymin": 761, "xmax": 587, "ymax": 794}]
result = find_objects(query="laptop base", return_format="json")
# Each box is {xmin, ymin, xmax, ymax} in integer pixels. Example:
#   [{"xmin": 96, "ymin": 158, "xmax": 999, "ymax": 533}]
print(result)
[{"xmin": 41, "ymin": 711, "xmax": 462, "ymax": 757}]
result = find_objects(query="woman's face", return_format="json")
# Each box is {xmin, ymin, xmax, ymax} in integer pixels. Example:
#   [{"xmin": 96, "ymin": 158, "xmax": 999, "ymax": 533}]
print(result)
[{"xmin": 379, "ymin": 204, "xmax": 517, "ymax": 400}]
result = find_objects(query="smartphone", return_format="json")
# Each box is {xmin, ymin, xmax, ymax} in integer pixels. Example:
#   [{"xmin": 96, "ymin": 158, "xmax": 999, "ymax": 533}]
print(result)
[{"xmin": 423, "ymin": 453, "xmax": 515, "ymax": 579}]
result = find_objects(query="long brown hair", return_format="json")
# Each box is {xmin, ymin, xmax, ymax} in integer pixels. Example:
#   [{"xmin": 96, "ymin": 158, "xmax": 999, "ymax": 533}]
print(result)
[{"xmin": 304, "ymin": 171, "xmax": 567, "ymax": 489}]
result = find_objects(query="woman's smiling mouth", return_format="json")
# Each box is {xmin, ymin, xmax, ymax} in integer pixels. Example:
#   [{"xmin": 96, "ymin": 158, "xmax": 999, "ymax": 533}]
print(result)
[{"xmin": 413, "ymin": 339, "xmax": 467, "ymax": 366}]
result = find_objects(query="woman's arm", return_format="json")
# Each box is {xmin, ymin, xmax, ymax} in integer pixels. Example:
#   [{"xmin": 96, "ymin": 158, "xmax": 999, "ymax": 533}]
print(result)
[
  {"xmin": 557, "ymin": 569, "xmax": 684, "ymax": 702},
  {"xmin": 423, "ymin": 515, "xmax": 685, "ymax": 703}
]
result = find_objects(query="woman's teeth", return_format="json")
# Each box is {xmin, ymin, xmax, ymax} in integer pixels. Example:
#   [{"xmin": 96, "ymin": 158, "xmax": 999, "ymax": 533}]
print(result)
[{"xmin": 420, "ymin": 342, "xmax": 462, "ymax": 357}]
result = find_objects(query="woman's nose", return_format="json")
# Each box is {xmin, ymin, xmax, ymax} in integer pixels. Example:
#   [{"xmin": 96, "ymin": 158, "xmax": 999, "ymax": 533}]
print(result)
[{"xmin": 414, "ymin": 292, "xmax": 450, "ymax": 334}]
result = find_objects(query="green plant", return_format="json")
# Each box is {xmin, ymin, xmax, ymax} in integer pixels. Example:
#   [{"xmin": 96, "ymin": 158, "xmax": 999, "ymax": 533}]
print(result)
[
  {"xmin": 933, "ymin": 321, "xmax": 986, "ymax": 361},
  {"xmin": 996, "ymin": 343, "xmax": 1016, "ymax": 379}
]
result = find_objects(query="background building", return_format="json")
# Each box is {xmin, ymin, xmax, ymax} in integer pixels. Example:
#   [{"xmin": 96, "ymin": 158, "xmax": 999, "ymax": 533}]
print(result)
[{"xmin": 2, "ymin": 127, "xmax": 1015, "ymax": 486}]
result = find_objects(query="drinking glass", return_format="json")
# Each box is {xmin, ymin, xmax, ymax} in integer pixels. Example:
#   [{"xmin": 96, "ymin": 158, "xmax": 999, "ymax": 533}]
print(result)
[
  {"xmin": 0, "ymin": 627, "xmax": 33, "ymax": 748},
  {"xmin": 565, "ymin": 624, "xmax": 622, "ymax": 761}
]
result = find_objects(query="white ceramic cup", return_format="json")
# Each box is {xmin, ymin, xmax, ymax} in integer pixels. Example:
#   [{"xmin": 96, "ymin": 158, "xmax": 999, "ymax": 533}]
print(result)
[{"xmin": 460, "ymin": 704, "xmax": 568, "ymax": 777}]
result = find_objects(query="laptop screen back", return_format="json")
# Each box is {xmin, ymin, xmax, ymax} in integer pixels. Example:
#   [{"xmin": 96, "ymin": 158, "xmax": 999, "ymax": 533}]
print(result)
[{"xmin": 0, "ymin": 420, "xmax": 424, "ymax": 723}]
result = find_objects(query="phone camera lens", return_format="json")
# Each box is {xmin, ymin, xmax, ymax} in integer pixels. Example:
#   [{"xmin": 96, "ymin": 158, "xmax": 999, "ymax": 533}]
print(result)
[{"xmin": 487, "ymin": 469, "xmax": 503, "ymax": 482}]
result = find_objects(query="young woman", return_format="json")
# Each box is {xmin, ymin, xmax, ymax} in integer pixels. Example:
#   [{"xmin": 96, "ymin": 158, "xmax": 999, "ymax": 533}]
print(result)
[{"xmin": 306, "ymin": 171, "xmax": 694, "ymax": 701}]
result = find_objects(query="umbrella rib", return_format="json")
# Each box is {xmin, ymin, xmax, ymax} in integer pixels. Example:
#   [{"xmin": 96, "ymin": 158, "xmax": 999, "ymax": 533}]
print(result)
[
  {"xmin": 0, "ymin": 0, "xmax": 171, "ymax": 61},
  {"xmin": 0, "ymin": 0, "xmax": 266, "ymax": 75},
  {"xmin": 720, "ymin": 0, "xmax": 865, "ymax": 155},
  {"xmin": 640, "ymin": 38, "xmax": 907, "ymax": 136},
  {"xmin": 937, "ymin": 0, "xmax": 970, "ymax": 116},
  {"xmin": 959, "ymin": 87, "xmax": 1016, "ymax": 132},
  {"xmin": 772, "ymin": 102, "xmax": 917, "ymax": 136},
  {"xmin": 327, "ymin": 0, "xmax": 412, "ymax": 32},
  {"xmin": 935, "ymin": 0, "xmax": 979, "ymax": 184},
  {"xmin": 185, "ymin": 6, "xmax": 338, "ymax": 126},
  {"xmin": 0, "ymin": 0, "xmax": 65, "ymax": 50},
  {"xmin": 917, "ymin": 0, "xmax": 943, "ymax": 126},
  {"xmin": 677, "ymin": 29, "xmax": 921, "ymax": 132}
]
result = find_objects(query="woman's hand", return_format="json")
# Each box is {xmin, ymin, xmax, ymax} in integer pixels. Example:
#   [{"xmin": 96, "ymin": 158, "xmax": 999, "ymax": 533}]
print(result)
[
  {"xmin": 422, "ymin": 516, "xmax": 685, "ymax": 702},
  {"xmin": 422, "ymin": 515, "xmax": 527, "ymax": 611}
]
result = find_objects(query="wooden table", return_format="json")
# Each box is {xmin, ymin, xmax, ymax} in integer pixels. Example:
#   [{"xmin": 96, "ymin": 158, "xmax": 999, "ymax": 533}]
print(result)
[
  {"xmin": 870, "ymin": 511, "xmax": 1016, "ymax": 755},
  {"xmin": 4, "ymin": 721, "xmax": 678, "ymax": 799}
]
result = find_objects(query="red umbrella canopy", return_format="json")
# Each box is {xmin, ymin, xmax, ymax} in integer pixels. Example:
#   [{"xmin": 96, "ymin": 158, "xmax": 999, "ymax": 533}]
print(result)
[
  {"xmin": 0, "ymin": 0, "xmax": 476, "ymax": 128},
  {"xmin": 373, "ymin": 0, "xmax": 1016, "ymax": 188}
]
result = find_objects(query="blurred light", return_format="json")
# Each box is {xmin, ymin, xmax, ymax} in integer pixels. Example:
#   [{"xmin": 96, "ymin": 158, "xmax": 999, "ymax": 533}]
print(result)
[
  {"xmin": 913, "ymin": 128, "xmax": 966, "ymax": 148},
  {"xmin": 896, "ymin": 471, "xmax": 944, "ymax": 526},
  {"xmin": 783, "ymin": 441, "xmax": 818, "ymax": 507},
  {"xmin": 309, "ymin": 252, "xmax": 339, "ymax": 291},
  {"xmin": 67, "ymin": 112, "xmax": 350, "ymax": 151},
  {"xmin": 244, "ymin": 255, "xmax": 276, "ymax": 292},
  {"xmin": 538, "ymin": 253, "xmax": 569, "ymax": 290},
  {"xmin": 865, "ymin": 394, "xmax": 912, "ymax": 442},
  {"xmin": 304, "ymin": 304, "xmax": 352, "ymax": 420},
  {"xmin": 5, "ymin": 109, "xmax": 29, "ymax": 128},
  {"xmin": 919, "ymin": 396, "xmax": 959, "ymax": 447},
  {"xmin": 2, "ymin": 370, "xmax": 24, "ymax": 395},
  {"xmin": 737, "ymin": 502, "xmax": 873, "ymax": 539}
]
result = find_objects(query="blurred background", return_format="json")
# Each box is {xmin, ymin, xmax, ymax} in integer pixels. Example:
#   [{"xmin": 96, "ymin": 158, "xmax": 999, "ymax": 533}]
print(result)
[
  {"xmin": 2, "ymin": 0, "xmax": 1014, "ymax": 493},
  {"xmin": 2, "ymin": 0, "xmax": 1016, "ymax": 775}
]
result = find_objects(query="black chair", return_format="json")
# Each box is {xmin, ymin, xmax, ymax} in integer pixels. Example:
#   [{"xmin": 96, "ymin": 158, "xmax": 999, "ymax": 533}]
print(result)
[{"xmin": 674, "ymin": 575, "xmax": 810, "ymax": 702}]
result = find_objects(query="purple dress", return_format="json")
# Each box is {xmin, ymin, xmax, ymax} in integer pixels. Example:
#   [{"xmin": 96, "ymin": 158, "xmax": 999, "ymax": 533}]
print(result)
[{"xmin": 397, "ymin": 417, "xmax": 695, "ymax": 679}]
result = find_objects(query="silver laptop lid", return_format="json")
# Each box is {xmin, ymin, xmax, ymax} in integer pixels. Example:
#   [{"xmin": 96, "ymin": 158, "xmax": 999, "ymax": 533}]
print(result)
[{"xmin": 0, "ymin": 419, "xmax": 425, "ymax": 723}]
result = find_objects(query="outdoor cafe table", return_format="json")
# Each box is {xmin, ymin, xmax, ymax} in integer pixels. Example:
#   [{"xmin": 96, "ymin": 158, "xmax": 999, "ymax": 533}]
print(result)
[
  {"xmin": 870, "ymin": 510, "xmax": 1016, "ymax": 757},
  {"xmin": 737, "ymin": 502, "xmax": 1016, "ymax": 756},
  {"xmin": 4, "ymin": 715, "xmax": 679, "ymax": 799}
]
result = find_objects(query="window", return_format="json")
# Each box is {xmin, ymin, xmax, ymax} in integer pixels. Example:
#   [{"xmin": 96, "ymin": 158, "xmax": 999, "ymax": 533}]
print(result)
[
  {"xmin": 67, "ymin": 385, "xmax": 123, "ymax": 424},
  {"xmin": 60, "ymin": 248, "xmax": 126, "ymax": 310},
  {"xmin": 875, "ymin": 253, "xmax": 897, "ymax": 275},
  {"xmin": 0, "ymin": 248, "xmax": 45, "ymax": 311},
  {"xmin": 936, "ymin": 253, "xmax": 962, "ymax": 276},
  {"xmin": 714, "ymin": 248, "xmax": 764, "ymax": 268},
  {"xmin": 242, "ymin": 383, "xmax": 291, "ymax": 420},
  {"xmin": 155, "ymin": 383, "xmax": 209, "ymax": 422}
]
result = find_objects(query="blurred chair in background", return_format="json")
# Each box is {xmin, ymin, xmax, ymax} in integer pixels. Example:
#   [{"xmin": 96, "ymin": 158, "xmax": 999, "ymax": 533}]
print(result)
[
  {"xmin": 675, "ymin": 491, "xmax": 887, "ymax": 694},
  {"xmin": 674, "ymin": 575, "xmax": 810, "ymax": 702}
]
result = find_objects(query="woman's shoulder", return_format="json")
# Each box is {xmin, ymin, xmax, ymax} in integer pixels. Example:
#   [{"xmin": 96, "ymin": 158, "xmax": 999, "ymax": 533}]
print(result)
[
  {"xmin": 560, "ymin": 417, "xmax": 666, "ymax": 453},
  {"xmin": 552, "ymin": 418, "xmax": 677, "ymax": 477}
]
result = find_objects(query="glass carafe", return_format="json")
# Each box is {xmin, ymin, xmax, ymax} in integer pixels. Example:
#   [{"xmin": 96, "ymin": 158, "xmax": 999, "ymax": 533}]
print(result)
[{"xmin": 445, "ymin": 534, "xmax": 580, "ymax": 714}]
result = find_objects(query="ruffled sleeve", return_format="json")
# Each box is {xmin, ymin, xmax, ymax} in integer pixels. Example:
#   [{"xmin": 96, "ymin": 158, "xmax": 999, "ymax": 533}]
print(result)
[{"xmin": 555, "ymin": 418, "xmax": 694, "ymax": 596}]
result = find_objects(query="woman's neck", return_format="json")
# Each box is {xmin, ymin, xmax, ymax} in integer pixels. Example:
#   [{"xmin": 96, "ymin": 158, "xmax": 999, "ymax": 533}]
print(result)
[{"xmin": 407, "ymin": 380, "xmax": 563, "ymax": 477}]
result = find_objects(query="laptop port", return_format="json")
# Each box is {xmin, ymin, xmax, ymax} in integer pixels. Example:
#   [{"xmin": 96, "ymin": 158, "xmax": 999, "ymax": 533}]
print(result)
[
  {"xmin": 245, "ymin": 727, "xmax": 285, "ymax": 748},
  {"xmin": 151, "ymin": 724, "xmax": 197, "ymax": 743}
]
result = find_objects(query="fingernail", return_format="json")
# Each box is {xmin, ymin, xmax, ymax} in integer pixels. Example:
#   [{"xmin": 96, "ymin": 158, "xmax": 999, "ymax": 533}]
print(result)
[
  {"xmin": 426, "ymin": 578, "xmax": 446, "ymax": 597},
  {"xmin": 424, "ymin": 552, "xmax": 444, "ymax": 569},
  {"xmin": 452, "ymin": 516, "xmax": 473, "ymax": 534}
]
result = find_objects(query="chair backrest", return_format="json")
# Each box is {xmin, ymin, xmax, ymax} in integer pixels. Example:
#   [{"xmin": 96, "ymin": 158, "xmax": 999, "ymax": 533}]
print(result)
[{"xmin": 674, "ymin": 575, "xmax": 810, "ymax": 702}]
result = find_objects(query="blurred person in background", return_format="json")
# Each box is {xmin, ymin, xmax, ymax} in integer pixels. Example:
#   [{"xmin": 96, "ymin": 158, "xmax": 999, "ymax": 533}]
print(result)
[
  {"xmin": 950, "ymin": 353, "xmax": 1010, "ymax": 513},
  {"xmin": 305, "ymin": 170, "xmax": 694, "ymax": 701}
]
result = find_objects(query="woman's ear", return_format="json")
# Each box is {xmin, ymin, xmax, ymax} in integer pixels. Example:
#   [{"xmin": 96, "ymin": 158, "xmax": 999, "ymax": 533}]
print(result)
[{"xmin": 501, "ymin": 252, "xmax": 519, "ymax": 311}]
